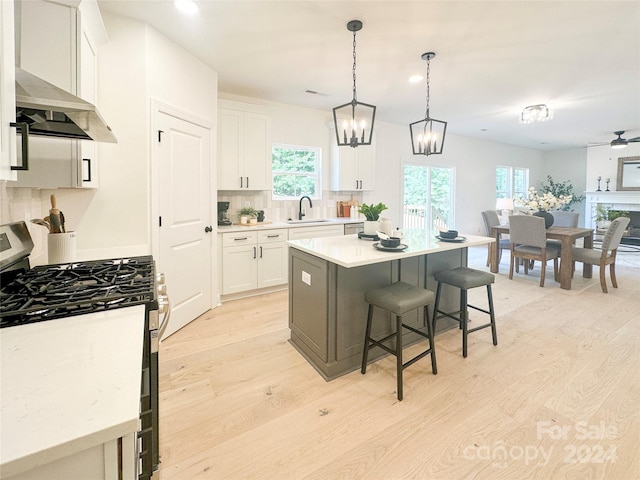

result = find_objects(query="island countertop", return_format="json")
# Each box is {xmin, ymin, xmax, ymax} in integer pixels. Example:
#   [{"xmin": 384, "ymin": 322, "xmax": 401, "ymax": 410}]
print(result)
[{"xmin": 287, "ymin": 232, "xmax": 494, "ymax": 268}]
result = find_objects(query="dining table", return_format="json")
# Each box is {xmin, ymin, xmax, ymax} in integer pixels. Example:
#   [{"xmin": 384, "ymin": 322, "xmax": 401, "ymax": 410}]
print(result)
[{"xmin": 490, "ymin": 224, "xmax": 594, "ymax": 290}]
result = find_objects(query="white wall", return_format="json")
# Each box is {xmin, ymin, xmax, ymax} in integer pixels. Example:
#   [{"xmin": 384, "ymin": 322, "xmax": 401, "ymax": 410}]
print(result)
[
  {"xmin": 586, "ymin": 139, "xmax": 640, "ymax": 192},
  {"xmin": 541, "ymin": 147, "xmax": 588, "ymax": 226}
]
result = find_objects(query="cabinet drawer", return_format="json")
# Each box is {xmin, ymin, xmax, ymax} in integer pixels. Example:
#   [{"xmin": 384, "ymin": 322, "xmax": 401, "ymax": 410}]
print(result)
[
  {"xmin": 288, "ymin": 225, "xmax": 344, "ymax": 240},
  {"xmin": 222, "ymin": 231, "xmax": 258, "ymax": 247},
  {"xmin": 258, "ymin": 229, "xmax": 288, "ymax": 244}
]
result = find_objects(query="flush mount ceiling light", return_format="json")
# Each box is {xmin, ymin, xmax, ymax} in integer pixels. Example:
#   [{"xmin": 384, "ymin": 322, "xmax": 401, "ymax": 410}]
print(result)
[
  {"xmin": 174, "ymin": 0, "xmax": 198, "ymax": 15},
  {"xmin": 409, "ymin": 52, "xmax": 447, "ymax": 156},
  {"xmin": 520, "ymin": 104, "xmax": 553, "ymax": 124},
  {"xmin": 332, "ymin": 20, "xmax": 376, "ymax": 148}
]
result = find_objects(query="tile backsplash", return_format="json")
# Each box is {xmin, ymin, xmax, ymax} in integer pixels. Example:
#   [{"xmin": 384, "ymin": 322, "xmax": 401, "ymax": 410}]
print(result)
[{"xmin": 217, "ymin": 190, "xmax": 364, "ymax": 223}]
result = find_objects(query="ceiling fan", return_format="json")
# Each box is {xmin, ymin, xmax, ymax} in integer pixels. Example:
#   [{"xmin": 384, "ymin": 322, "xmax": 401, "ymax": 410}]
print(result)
[{"xmin": 609, "ymin": 131, "xmax": 640, "ymax": 149}]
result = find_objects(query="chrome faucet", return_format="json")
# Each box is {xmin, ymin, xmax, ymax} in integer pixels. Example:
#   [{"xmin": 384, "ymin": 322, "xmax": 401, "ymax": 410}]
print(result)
[{"xmin": 299, "ymin": 196, "xmax": 313, "ymax": 220}]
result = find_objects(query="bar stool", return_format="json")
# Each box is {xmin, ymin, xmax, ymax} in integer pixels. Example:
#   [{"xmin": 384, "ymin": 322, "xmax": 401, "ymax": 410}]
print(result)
[
  {"xmin": 433, "ymin": 267, "xmax": 497, "ymax": 358},
  {"xmin": 361, "ymin": 281, "xmax": 437, "ymax": 401}
]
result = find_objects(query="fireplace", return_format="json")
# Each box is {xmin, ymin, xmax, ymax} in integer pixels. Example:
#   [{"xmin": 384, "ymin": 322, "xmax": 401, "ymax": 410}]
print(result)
[{"xmin": 586, "ymin": 191, "xmax": 640, "ymax": 246}]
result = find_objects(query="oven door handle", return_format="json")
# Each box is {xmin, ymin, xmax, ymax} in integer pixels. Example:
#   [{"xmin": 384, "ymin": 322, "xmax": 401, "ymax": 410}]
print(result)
[{"xmin": 158, "ymin": 295, "xmax": 171, "ymax": 340}]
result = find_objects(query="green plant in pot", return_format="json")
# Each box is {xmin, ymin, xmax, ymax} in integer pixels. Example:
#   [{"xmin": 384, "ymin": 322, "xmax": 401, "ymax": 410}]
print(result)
[
  {"xmin": 238, "ymin": 207, "xmax": 258, "ymax": 224},
  {"xmin": 358, "ymin": 202, "xmax": 388, "ymax": 234}
]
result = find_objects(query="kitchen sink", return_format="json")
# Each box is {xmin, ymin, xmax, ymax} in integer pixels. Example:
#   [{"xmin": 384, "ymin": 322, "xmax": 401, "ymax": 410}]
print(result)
[{"xmin": 283, "ymin": 219, "xmax": 334, "ymax": 224}]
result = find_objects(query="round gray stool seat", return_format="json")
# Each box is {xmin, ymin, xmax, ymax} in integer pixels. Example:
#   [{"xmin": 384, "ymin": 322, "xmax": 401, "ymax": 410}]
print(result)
[
  {"xmin": 434, "ymin": 267, "xmax": 495, "ymax": 289},
  {"xmin": 365, "ymin": 281, "xmax": 435, "ymax": 315}
]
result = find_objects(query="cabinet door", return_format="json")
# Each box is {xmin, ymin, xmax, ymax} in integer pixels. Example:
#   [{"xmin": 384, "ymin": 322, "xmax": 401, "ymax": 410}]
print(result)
[
  {"xmin": 258, "ymin": 242, "xmax": 288, "ymax": 288},
  {"xmin": 217, "ymin": 109, "xmax": 243, "ymax": 189},
  {"xmin": 0, "ymin": 0, "xmax": 17, "ymax": 181},
  {"xmin": 13, "ymin": 0, "xmax": 79, "ymax": 188},
  {"xmin": 222, "ymin": 244, "xmax": 257, "ymax": 294},
  {"xmin": 77, "ymin": 22, "xmax": 99, "ymax": 188},
  {"xmin": 356, "ymin": 145, "xmax": 375, "ymax": 191},
  {"xmin": 243, "ymin": 112, "xmax": 271, "ymax": 190},
  {"xmin": 331, "ymin": 145, "xmax": 358, "ymax": 191}
]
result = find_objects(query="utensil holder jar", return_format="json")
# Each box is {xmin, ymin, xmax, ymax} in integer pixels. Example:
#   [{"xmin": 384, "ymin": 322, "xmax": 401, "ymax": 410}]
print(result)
[{"xmin": 48, "ymin": 232, "xmax": 76, "ymax": 264}]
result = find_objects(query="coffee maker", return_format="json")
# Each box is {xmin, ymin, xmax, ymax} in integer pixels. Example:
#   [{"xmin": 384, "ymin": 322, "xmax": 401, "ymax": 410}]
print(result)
[{"xmin": 217, "ymin": 201, "xmax": 232, "ymax": 226}]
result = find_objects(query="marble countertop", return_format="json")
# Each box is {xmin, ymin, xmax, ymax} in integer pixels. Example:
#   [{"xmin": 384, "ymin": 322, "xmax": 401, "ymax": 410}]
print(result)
[
  {"xmin": 288, "ymin": 230, "xmax": 494, "ymax": 268},
  {"xmin": 0, "ymin": 306, "xmax": 145, "ymax": 477},
  {"xmin": 217, "ymin": 217, "xmax": 363, "ymax": 233}
]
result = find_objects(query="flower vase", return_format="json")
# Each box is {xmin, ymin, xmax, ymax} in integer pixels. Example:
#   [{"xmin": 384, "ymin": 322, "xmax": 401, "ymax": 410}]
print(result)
[
  {"xmin": 533, "ymin": 211, "xmax": 554, "ymax": 228},
  {"xmin": 364, "ymin": 220, "xmax": 379, "ymax": 235}
]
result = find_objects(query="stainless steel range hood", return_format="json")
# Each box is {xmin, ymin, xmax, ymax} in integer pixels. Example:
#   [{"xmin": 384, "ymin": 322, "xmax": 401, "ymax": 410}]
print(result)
[{"xmin": 15, "ymin": 67, "xmax": 117, "ymax": 143}]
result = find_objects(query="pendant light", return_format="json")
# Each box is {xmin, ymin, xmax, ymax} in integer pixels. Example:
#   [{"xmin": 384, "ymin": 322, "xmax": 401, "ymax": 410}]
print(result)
[
  {"xmin": 332, "ymin": 20, "xmax": 376, "ymax": 148},
  {"xmin": 410, "ymin": 52, "xmax": 447, "ymax": 156}
]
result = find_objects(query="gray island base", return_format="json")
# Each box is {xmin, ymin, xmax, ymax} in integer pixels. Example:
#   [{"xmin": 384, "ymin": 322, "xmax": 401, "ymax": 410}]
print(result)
[{"xmin": 287, "ymin": 232, "xmax": 494, "ymax": 380}]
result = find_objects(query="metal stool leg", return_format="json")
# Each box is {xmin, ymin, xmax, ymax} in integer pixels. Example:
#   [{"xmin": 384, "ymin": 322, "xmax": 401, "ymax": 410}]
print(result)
[
  {"xmin": 461, "ymin": 289, "xmax": 468, "ymax": 358},
  {"xmin": 425, "ymin": 305, "xmax": 437, "ymax": 375},
  {"xmin": 396, "ymin": 315, "xmax": 403, "ymax": 401},
  {"xmin": 487, "ymin": 284, "xmax": 498, "ymax": 346},
  {"xmin": 361, "ymin": 304, "xmax": 374, "ymax": 374},
  {"xmin": 433, "ymin": 282, "xmax": 442, "ymax": 332}
]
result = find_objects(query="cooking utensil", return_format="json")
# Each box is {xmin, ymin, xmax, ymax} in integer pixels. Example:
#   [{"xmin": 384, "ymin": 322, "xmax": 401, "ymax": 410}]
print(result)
[
  {"xmin": 49, "ymin": 194, "xmax": 62, "ymax": 233},
  {"xmin": 376, "ymin": 231, "xmax": 390, "ymax": 240},
  {"xmin": 30, "ymin": 218, "xmax": 51, "ymax": 233},
  {"xmin": 59, "ymin": 211, "xmax": 66, "ymax": 233}
]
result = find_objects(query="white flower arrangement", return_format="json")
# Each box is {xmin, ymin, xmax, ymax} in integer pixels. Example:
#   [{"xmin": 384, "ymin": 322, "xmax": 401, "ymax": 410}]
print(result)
[{"xmin": 515, "ymin": 187, "xmax": 572, "ymax": 212}]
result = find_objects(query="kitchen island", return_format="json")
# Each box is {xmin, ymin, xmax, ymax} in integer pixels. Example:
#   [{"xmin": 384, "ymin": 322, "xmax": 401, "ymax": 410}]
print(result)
[{"xmin": 288, "ymin": 232, "xmax": 494, "ymax": 380}]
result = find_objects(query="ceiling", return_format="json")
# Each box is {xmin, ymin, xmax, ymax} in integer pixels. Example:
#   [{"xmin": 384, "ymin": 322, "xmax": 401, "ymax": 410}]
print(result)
[{"xmin": 97, "ymin": 0, "xmax": 640, "ymax": 151}]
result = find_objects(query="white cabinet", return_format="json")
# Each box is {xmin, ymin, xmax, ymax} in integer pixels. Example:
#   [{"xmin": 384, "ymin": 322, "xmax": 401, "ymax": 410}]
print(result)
[
  {"xmin": 0, "ymin": 0, "xmax": 17, "ymax": 181},
  {"xmin": 221, "ymin": 229, "xmax": 288, "ymax": 295},
  {"xmin": 217, "ymin": 107, "xmax": 271, "ymax": 190},
  {"xmin": 12, "ymin": 0, "xmax": 106, "ymax": 188},
  {"xmin": 330, "ymin": 140, "xmax": 375, "ymax": 191}
]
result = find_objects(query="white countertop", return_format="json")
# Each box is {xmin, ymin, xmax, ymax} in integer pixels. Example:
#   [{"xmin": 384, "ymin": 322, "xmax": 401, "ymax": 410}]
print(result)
[
  {"xmin": 217, "ymin": 217, "xmax": 362, "ymax": 233},
  {"xmin": 288, "ymin": 231, "xmax": 494, "ymax": 268},
  {"xmin": 0, "ymin": 306, "xmax": 145, "ymax": 477}
]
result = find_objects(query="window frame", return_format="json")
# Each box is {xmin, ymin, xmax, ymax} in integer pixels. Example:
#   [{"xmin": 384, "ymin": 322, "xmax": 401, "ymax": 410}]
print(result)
[
  {"xmin": 271, "ymin": 143, "xmax": 322, "ymax": 200},
  {"xmin": 496, "ymin": 165, "xmax": 529, "ymax": 199}
]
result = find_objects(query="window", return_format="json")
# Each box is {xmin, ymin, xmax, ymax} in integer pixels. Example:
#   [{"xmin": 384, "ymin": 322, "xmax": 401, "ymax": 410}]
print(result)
[
  {"xmin": 403, "ymin": 163, "xmax": 455, "ymax": 234},
  {"xmin": 272, "ymin": 144, "xmax": 321, "ymax": 200},
  {"xmin": 496, "ymin": 166, "xmax": 529, "ymax": 199}
]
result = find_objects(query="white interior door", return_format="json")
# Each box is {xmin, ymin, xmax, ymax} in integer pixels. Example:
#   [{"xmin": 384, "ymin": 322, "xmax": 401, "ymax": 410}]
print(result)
[{"xmin": 157, "ymin": 108, "xmax": 213, "ymax": 338}]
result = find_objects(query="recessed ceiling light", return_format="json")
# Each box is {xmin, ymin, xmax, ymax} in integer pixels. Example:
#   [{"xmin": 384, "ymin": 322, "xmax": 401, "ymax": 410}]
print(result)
[
  {"xmin": 409, "ymin": 75, "xmax": 424, "ymax": 83},
  {"xmin": 175, "ymin": 0, "xmax": 198, "ymax": 15}
]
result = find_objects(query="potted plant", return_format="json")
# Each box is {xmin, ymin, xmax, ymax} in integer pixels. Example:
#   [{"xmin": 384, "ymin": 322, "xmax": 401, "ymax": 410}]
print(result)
[
  {"xmin": 358, "ymin": 202, "xmax": 388, "ymax": 234},
  {"xmin": 594, "ymin": 204, "xmax": 610, "ymax": 230},
  {"xmin": 238, "ymin": 207, "xmax": 258, "ymax": 224}
]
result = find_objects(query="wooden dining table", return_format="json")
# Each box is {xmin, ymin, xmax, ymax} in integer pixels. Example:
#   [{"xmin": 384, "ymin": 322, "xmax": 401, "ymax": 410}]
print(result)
[{"xmin": 490, "ymin": 225, "xmax": 594, "ymax": 290}]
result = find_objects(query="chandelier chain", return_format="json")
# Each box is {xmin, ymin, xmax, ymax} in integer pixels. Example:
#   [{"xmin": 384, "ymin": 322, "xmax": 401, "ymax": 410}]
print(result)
[
  {"xmin": 424, "ymin": 56, "xmax": 431, "ymax": 119},
  {"xmin": 352, "ymin": 29, "xmax": 357, "ymax": 102}
]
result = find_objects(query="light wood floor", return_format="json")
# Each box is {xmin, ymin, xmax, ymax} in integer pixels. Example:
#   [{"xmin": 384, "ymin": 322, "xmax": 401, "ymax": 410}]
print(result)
[{"xmin": 156, "ymin": 247, "xmax": 640, "ymax": 480}]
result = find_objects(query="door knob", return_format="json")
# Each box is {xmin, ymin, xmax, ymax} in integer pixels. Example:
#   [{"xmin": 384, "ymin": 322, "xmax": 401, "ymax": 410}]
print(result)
[{"xmin": 204, "ymin": 226, "xmax": 213, "ymax": 233}]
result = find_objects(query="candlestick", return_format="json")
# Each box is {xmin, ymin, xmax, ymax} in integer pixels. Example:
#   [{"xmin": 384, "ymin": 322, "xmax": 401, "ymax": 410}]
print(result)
[
  {"xmin": 596, "ymin": 176, "xmax": 602, "ymax": 192},
  {"xmin": 606, "ymin": 178, "xmax": 610, "ymax": 191}
]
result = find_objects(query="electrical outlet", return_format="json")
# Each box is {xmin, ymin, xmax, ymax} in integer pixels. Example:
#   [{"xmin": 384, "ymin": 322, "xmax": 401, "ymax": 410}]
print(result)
[{"xmin": 477, "ymin": 226, "xmax": 482, "ymax": 233}]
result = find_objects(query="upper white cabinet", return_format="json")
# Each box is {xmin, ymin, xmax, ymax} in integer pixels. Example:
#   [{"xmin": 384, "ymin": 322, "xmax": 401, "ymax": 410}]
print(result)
[
  {"xmin": 12, "ymin": 0, "xmax": 106, "ymax": 188},
  {"xmin": 0, "ymin": 0, "xmax": 17, "ymax": 181},
  {"xmin": 217, "ymin": 104, "xmax": 272, "ymax": 191},
  {"xmin": 330, "ymin": 139, "xmax": 376, "ymax": 191}
]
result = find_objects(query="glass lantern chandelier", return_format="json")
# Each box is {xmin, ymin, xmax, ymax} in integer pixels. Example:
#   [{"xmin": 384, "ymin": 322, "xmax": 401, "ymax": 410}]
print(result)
[
  {"xmin": 409, "ymin": 52, "xmax": 447, "ymax": 156},
  {"xmin": 332, "ymin": 20, "xmax": 376, "ymax": 148}
]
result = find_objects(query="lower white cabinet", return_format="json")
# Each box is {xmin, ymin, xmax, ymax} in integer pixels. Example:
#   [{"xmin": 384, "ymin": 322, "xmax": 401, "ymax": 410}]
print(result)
[{"xmin": 221, "ymin": 229, "xmax": 288, "ymax": 295}]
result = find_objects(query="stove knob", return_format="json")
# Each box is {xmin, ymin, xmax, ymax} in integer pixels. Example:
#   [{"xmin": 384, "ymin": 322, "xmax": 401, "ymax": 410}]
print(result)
[
  {"xmin": 157, "ymin": 283, "xmax": 167, "ymax": 295},
  {"xmin": 158, "ymin": 295, "xmax": 169, "ymax": 314}
]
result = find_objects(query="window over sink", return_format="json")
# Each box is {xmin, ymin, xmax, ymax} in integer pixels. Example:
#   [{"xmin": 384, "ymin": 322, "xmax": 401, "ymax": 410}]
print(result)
[{"xmin": 272, "ymin": 144, "xmax": 321, "ymax": 200}]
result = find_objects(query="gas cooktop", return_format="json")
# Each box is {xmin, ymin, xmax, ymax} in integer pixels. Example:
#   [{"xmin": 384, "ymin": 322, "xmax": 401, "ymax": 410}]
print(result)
[{"xmin": 0, "ymin": 256, "xmax": 157, "ymax": 329}]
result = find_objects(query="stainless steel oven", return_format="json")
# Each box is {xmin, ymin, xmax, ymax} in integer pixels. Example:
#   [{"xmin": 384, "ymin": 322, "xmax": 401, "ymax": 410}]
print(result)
[{"xmin": 0, "ymin": 221, "xmax": 168, "ymax": 479}]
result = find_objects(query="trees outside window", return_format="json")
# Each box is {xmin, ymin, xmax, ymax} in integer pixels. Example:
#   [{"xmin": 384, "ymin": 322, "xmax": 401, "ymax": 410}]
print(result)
[
  {"xmin": 272, "ymin": 144, "xmax": 321, "ymax": 199},
  {"xmin": 497, "ymin": 166, "xmax": 528, "ymax": 199},
  {"xmin": 403, "ymin": 163, "xmax": 455, "ymax": 233}
]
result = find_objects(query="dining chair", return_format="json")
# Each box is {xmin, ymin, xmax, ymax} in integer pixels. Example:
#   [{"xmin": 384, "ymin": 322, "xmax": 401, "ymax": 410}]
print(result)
[
  {"xmin": 481, "ymin": 210, "xmax": 510, "ymax": 267},
  {"xmin": 551, "ymin": 211, "xmax": 579, "ymax": 227},
  {"xmin": 572, "ymin": 217, "xmax": 630, "ymax": 293},
  {"xmin": 508, "ymin": 215, "xmax": 560, "ymax": 287}
]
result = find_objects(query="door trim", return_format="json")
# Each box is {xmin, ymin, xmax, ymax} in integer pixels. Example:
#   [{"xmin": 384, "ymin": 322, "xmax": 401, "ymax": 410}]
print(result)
[{"xmin": 150, "ymin": 99, "xmax": 218, "ymax": 310}]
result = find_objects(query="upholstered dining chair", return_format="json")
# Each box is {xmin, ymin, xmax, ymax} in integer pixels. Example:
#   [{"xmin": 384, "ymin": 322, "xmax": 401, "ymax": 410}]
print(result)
[
  {"xmin": 508, "ymin": 215, "xmax": 560, "ymax": 287},
  {"xmin": 481, "ymin": 210, "xmax": 510, "ymax": 267},
  {"xmin": 551, "ymin": 211, "xmax": 579, "ymax": 227},
  {"xmin": 572, "ymin": 217, "xmax": 630, "ymax": 293}
]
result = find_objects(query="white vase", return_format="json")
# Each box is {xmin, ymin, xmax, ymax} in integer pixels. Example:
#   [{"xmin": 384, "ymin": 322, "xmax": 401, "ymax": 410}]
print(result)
[{"xmin": 364, "ymin": 220, "xmax": 379, "ymax": 235}]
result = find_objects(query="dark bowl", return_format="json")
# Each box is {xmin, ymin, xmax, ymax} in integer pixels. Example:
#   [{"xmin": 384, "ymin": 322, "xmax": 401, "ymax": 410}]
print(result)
[
  {"xmin": 381, "ymin": 237, "xmax": 401, "ymax": 248},
  {"xmin": 439, "ymin": 230, "xmax": 458, "ymax": 239}
]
